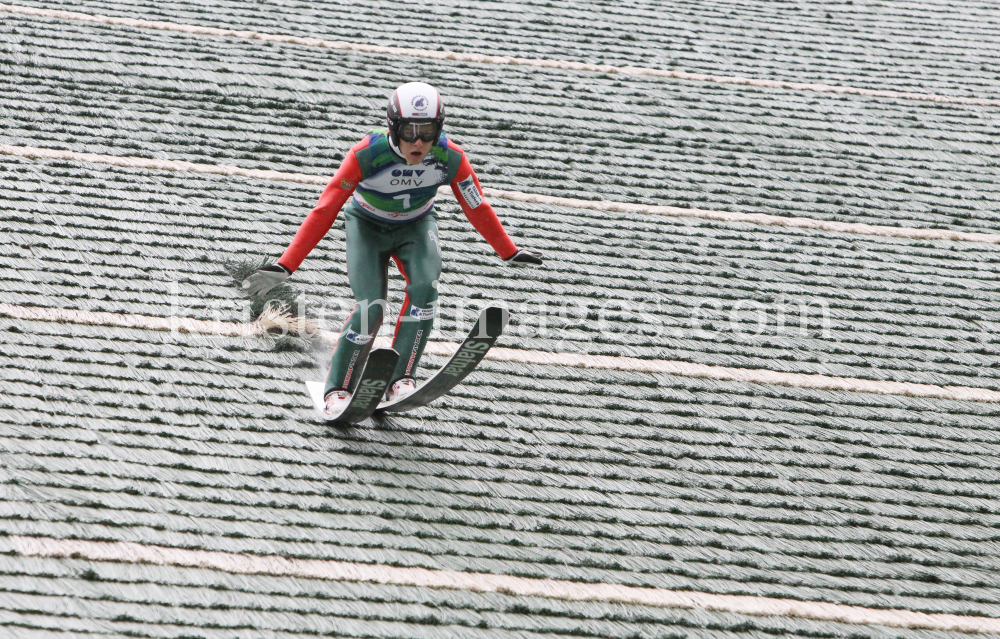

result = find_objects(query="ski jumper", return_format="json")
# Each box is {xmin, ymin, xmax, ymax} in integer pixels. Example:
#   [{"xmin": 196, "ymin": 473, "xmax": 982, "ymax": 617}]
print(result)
[{"xmin": 278, "ymin": 130, "xmax": 518, "ymax": 395}]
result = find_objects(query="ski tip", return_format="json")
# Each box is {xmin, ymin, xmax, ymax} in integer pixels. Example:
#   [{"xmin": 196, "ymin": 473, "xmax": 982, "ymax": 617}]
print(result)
[
  {"xmin": 367, "ymin": 347, "xmax": 400, "ymax": 366},
  {"xmin": 481, "ymin": 306, "xmax": 509, "ymax": 337}
]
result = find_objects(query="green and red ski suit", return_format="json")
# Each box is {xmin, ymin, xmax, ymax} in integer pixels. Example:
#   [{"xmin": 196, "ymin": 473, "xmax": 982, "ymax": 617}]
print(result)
[{"xmin": 278, "ymin": 130, "xmax": 518, "ymax": 396}]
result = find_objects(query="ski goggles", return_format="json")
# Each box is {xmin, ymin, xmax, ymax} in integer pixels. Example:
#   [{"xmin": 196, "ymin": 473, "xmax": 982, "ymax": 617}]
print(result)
[{"xmin": 399, "ymin": 121, "xmax": 440, "ymax": 143}]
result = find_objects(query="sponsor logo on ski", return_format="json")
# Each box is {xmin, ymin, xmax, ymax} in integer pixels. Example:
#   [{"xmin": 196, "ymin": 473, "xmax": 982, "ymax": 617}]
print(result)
[
  {"xmin": 354, "ymin": 377, "xmax": 387, "ymax": 407},
  {"xmin": 406, "ymin": 329, "xmax": 423, "ymax": 375},
  {"xmin": 442, "ymin": 340, "xmax": 489, "ymax": 376},
  {"xmin": 343, "ymin": 330, "xmax": 372, "ymax": 345},
  {"xmin": 457, "ymin": 176, "xmax": 483, "ymax": 209},
  {"xmin": 343, "ymin": 349, "xmax": 361, "ymax": 386},
  {"xmin": 409, "ymin": 305, "xmax": 435, "ymax": 320},
  {"xmin": 340, "ymin": 178, "xmax": 355, "ymax": 190}
]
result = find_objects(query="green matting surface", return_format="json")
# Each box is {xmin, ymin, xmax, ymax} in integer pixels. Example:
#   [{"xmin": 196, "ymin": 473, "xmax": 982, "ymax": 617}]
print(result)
[{"xmin": 2, "ymin": 1, "xmax": 999, "ymax": 636}]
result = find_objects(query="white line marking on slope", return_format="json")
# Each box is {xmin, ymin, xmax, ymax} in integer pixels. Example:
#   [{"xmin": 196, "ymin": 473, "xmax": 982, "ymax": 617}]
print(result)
[
  {"xmin": 4, "ymin": 302, "xmax": 1000, "ymax": 404},
  {"xmin": 1, "ymin": 4, "xmax": 997, "ymax": 107},
  {"xmin": 4, "ymin": 144, "xmax": 999, "ymax": 245},
  {"xmin": 477, "ymin": 345, "xmax": 1000, "ymax": 404},
  {"xmin": 0, "ymin": 303, "xmax": 291, "ymax": 337},
  {"xmin": 481, "ymin": 187, "xmax": 1000, "ymax": 245},
  {"xmin": 0, "ymin": 144, "xmax": 327, "ymax": 186},
  {"xmin": 11, "ymin": 536, "xmax": 1000, "ymax": 634}
]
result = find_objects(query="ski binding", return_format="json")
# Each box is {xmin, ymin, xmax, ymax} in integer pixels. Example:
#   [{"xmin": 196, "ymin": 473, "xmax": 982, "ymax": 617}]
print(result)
[
  {"xmin": 306, "ymin": 348, "xmax": 399, "ymax": 424},
  {"xmin": 377, "ymin": 306, "xmax": 508, "ymax": 413}
]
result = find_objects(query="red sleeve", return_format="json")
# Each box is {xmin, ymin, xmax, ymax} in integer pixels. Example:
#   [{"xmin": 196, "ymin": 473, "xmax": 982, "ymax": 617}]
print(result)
[
  {"xmin": 448, "ymin": 144, "xmax": 518, "ymax": 259},
  {"xmin": 278, "ymin": 139, "xmax": 366, "ymax": 272}
]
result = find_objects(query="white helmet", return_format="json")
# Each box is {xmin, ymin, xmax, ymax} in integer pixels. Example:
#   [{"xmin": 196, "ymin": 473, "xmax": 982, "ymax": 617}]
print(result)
[{"xmin": 386, "ymin": 82, "xmax": 445, "ymax": 146}]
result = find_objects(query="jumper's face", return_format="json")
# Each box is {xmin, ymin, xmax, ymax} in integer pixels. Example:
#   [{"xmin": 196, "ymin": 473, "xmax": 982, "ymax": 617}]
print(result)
[
  {"xmin": 398, "ymin": 121, "xmax": 439, "ymax": 165},
  {"xmin": 399, "ymin": 137, "xmax": 431, "ymax": 165}
]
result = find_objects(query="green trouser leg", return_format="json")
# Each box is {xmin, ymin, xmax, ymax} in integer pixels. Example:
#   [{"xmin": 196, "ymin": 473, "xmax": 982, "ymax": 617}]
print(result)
[
  {"xmin": 389, "ymin": 216, "xmax": 442, "ymax": 383},
  {"xmin": 324, "ymin": 206, "xmax": 441, "ymax": 396}
]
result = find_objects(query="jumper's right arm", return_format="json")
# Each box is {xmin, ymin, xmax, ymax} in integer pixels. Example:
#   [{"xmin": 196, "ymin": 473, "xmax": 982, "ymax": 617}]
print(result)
[
  {"xmin": 278, "ymin": 145, "xmax": 364, "ymax": 272},
  {"xmin": 241, "ymin": 140, "xmax": 365, "ymax": 296}
]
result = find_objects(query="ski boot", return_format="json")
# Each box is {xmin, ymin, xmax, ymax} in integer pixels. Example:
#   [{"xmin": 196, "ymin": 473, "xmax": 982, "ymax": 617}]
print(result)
[
  {"xmin": 324, "ymin": 390, "xmax": 352, "ymax": 418},
  {"xmin": 385, "ymin": 378, "xmax": 417, "ymax": 403}
]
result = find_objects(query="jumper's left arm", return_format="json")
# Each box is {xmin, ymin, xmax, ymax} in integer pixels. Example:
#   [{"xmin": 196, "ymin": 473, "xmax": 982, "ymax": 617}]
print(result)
[{"xmin": 448, "ymin": 145, "xmax": 518, "ymax": 260}]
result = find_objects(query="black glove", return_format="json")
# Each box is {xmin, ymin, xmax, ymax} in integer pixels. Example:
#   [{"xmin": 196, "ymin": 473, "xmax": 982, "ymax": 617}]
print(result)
[
  {"xmin": 504, "ymin": 248, "xmax": 543, "ymax": 267},
  {"xmin": 241, "ymin": 263, "xmax": 291, "ymax": 296}
]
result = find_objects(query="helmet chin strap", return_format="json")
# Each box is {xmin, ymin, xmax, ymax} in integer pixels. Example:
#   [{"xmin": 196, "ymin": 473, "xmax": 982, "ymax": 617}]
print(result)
[{"xmin": 388, "ymin": 130, "xmax": 405, "ymax": 159}]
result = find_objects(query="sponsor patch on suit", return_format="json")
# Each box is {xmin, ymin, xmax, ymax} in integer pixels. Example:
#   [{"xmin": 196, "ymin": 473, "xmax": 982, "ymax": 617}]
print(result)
[{"xmin": 457, "ymin": 176, "xmax": 483, "ymax": 209}]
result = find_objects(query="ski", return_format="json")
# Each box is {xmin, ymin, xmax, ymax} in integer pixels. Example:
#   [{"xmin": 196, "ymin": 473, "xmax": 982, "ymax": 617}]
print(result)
[
  {"xmin": 305, "ymin": 348, "xmax": 399, "ymax": 424},
  {"xmin": 377, "ymin": 306, "xmax": 508, "ymax": 413}
]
